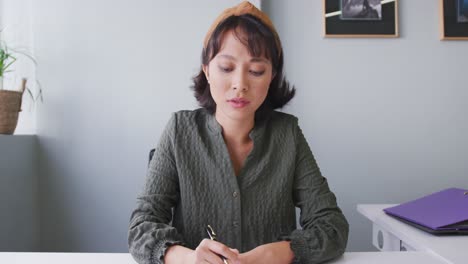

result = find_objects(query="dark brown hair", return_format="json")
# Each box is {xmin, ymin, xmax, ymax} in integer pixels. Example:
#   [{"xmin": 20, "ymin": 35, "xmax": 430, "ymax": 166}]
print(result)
[{"xmin": 191, "ymin": 14, "xmax": 295, "ymax": 119}]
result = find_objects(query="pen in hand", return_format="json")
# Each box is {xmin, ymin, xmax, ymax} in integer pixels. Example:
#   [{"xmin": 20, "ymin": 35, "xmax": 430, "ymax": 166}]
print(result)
[{"xmin": 206, "ymin": 225, "xmax": 229, "ymax": 264}]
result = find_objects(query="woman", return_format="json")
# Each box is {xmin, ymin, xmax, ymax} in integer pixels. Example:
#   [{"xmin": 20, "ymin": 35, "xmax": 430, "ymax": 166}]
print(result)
[{"xmin": 128, "ymin": 2, "xmax": 349, "ymax": 263}]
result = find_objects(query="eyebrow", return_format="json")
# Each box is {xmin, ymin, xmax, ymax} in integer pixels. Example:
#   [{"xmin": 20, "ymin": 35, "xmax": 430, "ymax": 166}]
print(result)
[{"xmin": 218, "ymin": 54, "xmax": 270, "ymax": 64}]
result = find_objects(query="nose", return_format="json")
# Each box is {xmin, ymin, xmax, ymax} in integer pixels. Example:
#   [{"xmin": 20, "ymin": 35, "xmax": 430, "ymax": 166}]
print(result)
[{"xmin": 232, "ymin": 70, "xmax": 249, "ymax": 92}]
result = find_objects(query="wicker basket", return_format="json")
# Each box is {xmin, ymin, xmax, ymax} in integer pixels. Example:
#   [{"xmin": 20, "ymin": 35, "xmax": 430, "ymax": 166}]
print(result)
[{"xmin": 0, "ymin": 89, "xmax": 24, "ymax": 134}]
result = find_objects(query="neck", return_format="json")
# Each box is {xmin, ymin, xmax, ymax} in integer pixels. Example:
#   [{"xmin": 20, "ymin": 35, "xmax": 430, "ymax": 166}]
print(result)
[{"xmin": 215, "ymin": 111, "xmax": 254, "ymax": 144}]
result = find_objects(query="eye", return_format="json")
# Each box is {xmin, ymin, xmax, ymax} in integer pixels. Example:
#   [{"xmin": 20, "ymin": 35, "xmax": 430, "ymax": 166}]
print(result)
[
  {"xmin": 218, "ymin": 66, "xmax": 233, "ymax": 73},
  {"xmin": 249, "ymin": 70, "xmax": 265, "ymax": 77}
]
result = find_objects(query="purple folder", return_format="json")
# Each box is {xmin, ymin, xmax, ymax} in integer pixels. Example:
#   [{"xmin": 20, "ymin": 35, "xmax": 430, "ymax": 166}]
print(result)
[{"xmin": 384, "ymin": 188, "xmax": 468, "ymax": 234}]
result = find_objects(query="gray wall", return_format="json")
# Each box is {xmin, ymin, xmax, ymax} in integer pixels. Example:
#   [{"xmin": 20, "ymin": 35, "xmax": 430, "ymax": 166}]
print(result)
[
  {"xmin": 1, "ymin": 0, "xmax": 466, "ymax": 253},
  {"xmin": 0, "ymin": 135, "xmax": 38, "ymax": 251},
  {"xmin": 264, "ymin": 0, "xmax": 468, "ymax": 251}
]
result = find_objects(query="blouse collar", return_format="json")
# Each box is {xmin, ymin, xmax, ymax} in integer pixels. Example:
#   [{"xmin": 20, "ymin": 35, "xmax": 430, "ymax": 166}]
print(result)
[{"xmin": 206, "ymin": 109, "xmax": 272, "ymax": 141}]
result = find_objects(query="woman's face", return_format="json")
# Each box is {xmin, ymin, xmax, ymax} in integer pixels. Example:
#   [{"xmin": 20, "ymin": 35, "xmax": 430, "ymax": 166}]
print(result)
[{"xmin": 203, "ymin": 29, "xmax": 274, "ymax": 123}]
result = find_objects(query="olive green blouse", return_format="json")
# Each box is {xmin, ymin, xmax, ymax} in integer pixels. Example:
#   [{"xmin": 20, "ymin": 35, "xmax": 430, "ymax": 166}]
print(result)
[{"xmin": 128, "ymin": 108, "xmax": 349, "ymax": 264}]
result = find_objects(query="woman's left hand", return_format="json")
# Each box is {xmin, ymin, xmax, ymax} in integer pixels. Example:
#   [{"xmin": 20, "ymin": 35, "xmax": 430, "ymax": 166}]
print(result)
[{"xmin": 237, "ymin": 241, "xmax": 294, "ymax": 264}]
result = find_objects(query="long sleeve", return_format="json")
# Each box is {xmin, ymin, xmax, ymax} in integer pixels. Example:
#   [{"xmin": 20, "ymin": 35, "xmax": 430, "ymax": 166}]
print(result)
[
  {"xmin": 128, "ymin": 114, "xmax": 185, "ymax": 264},
  {"xmin": 284, "ymin": 120, "xmax": 349, "ymax": 264}
]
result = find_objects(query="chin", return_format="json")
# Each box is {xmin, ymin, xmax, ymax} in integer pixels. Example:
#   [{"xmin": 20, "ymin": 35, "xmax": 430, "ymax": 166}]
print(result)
[{"xmin": 223, "ymin": 107, "xmax": 255, "ymax": 121}]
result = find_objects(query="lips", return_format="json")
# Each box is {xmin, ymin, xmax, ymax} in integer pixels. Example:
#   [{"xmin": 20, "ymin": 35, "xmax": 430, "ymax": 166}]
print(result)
[{"xmin": 227, "ymin": 97, "xmax": 250, "ymax": 108}]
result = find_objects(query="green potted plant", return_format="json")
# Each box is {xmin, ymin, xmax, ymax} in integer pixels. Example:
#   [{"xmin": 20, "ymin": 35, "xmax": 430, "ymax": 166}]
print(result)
[{"xmin": 0, "ymin": 29, "xmax": 39, "ymax": 134}]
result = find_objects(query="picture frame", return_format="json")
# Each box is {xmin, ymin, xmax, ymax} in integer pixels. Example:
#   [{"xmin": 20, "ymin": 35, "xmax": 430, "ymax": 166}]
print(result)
[
  {"xmin": 440, "ymin": 0, "xmax": 468, "ymax": 40},
  {"xmin": 323, "ymin": 0, "xmax": 399, "ymax": 38}
]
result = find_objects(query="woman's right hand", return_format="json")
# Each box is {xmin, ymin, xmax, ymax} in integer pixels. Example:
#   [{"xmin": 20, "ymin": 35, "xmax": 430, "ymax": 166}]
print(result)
[
  {"xmin": 188, "ymin": 238, "xmax": 240, "ymax": 264},
  {"xmin": 165, "ymin": 240, "xmax": 239, "ymax": 264}
]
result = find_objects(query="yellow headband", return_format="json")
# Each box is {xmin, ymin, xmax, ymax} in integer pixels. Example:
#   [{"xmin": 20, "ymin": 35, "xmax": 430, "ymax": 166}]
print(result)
[{"xmin": 203, "ymin": 1, "xmax": 282, "ymax": 57}]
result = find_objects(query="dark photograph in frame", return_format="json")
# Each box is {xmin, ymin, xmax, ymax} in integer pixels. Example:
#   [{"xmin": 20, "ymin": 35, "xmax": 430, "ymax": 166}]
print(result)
[
  {"xmin": 324, "ymin": 0, "xmax": 399, "ymax": 38},
  {"xmin": 457, "ymin": 0, "xmax": 468, "ymax": 22},
  {"xmin": 440, "ymin": 0, "xmax": 468, "ymax": 39},
  {"xmin": 341, "ymin": 0, "xmax": 382, "ymax": 21}
]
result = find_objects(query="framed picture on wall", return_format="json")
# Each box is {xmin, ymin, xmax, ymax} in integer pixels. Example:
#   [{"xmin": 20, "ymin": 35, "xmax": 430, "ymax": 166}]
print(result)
[
  {"xmin": 323, "ymin": 0, "xmax": 399, "ymax": 38},
  {"xmin": 440, "ymin": 0, "xmax": 468, "ymax": 40}
]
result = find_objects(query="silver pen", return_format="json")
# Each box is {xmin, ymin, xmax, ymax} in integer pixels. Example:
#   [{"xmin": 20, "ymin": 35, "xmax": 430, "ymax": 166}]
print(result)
[{"xmin": 206, "ymin": 225, "xmax": 229, "ymax": 264}]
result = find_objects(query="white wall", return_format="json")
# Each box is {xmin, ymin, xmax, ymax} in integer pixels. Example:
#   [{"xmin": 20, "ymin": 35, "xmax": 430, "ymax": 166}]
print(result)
[
  {"xmin": 264, "ymin": 0, "xmax": 468, "ymax": 251},
  {"xmin": 0, "ymin": 0, "xmax": 3, "ymax": 27},
  {"xmin": 1, "ymin": 0, "xmax": 37, "ymax": 135}
]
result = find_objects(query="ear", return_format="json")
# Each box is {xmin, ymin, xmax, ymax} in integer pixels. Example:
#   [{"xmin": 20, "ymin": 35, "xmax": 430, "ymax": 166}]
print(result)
[{"xmin": 202, "ymin": 65, "xmax": 210, "ymax": 83}]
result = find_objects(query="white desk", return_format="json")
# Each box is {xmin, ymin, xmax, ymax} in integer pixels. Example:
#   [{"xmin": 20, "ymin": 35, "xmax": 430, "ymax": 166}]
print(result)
[
  {"xmin": 0, "ymin": 252, "xmax": 445, "ymax": 264},
  {"xmin": 358, "ymin": 204, "xmax": 468, "ymax": 264},
  {"xmin": 0, "ymin": 252, "xmax": 137, "ymax": 263}
]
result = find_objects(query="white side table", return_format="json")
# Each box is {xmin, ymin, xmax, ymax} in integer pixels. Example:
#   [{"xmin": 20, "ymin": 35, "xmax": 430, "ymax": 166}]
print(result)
[{"xmin": 358, "ymin": 204, "xmax": 468, "ymax": 264}]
